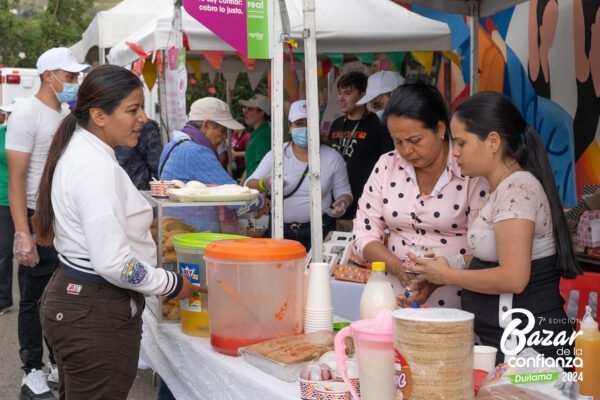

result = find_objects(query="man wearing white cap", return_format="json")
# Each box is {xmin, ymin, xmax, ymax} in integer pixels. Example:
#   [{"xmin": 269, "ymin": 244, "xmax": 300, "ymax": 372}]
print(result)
[
  {"xmin": 5, "ymin": 47, "xmax": 89, "ymax": 400},
  {"xmin": 239, "ymin": 94, "xmax": 271, "ymax": 177},
  {"xmin": 356, "ymin": 71, "xmax": 405, "ymax": 119},
  {"xmin": 328, "ymin": 71, "xmax": 394, "ymax": 232},
  {"xmin": 246, "ymin": 100, "xmax": 352, "ymax": 250}
]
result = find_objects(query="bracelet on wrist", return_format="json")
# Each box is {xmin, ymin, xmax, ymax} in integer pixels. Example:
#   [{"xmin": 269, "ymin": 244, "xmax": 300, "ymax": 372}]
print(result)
[{"xmin": 258, "ymin": 178, "xmax": 266, "ymax": 191}]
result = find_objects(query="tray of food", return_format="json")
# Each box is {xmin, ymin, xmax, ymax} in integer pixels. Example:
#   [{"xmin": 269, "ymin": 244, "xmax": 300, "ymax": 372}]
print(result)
[
  {"xmin": 167, "ymin": 184, "xmax": 259, "ymax": 203},
  {"xmin": 239, "ymin": 331, "xmax": 354, "ymax": 382}
]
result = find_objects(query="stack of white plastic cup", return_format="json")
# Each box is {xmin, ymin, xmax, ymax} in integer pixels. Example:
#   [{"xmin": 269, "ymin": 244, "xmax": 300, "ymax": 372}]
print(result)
[{"xmin": 304, "ymin": 262, "xmax": 333, "ymax": 333}]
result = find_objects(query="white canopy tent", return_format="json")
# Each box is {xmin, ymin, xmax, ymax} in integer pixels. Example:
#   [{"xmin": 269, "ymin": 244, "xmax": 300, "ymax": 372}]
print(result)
[
  {"xmin": 71, "ymin": 0, "xmax": 172, "ymax": 63},
  {"xmin": 106, "ymin": 0, "xmax": 451, "ymax": 259},
  {"xmin": 406, "ymin": 0, "xmax": 528, "ymax": 93},
  {"xmin": 107, "ymin": 0, "xmax": 451, "ymax": 66}
]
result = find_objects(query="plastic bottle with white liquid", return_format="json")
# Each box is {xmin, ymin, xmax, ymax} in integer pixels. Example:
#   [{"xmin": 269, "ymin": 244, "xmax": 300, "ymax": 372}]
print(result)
[{"xmin": 360, "ymin": 261, "xmax": 397, "ymax": 319}]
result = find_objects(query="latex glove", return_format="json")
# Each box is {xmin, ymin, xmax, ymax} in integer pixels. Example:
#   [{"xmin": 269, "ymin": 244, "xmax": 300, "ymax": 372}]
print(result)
[
  {"xmin": 326, "ymin": 198, "xmax": 349, "ymax": 218},
  {"xmin": 14, "ymin": 232, "xmax": 39, "ymax": 267},
  {"xmin": 236, "ymin": 193, "xmax": 265, "ymax": 216}
]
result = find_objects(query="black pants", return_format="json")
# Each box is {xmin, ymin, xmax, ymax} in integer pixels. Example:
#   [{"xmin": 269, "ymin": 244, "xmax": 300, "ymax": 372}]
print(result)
[
  {"xmin": 41, "ymin": 265, "xmax": 145, "ymax": 400},
  {"xmin": 0, "ymin": 205, "xmax": 14, "ymax": 309},
  {"xmin": 18, "ymin": 209, "xmax": 59, "ymax": 372},
  {"xmin": 267, "ymin": 215, "xmax": 336, "ymax": 251}
]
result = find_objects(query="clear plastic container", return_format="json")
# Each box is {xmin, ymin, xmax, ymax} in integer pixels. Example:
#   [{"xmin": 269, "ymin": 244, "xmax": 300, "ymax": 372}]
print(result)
[
  {"xmin": 204, "ymin": 238, "xmax": 306, "ymax": 356},
  {"xmin": 173, "ymin": 233, "xmax": 246, "ymax": 337}
]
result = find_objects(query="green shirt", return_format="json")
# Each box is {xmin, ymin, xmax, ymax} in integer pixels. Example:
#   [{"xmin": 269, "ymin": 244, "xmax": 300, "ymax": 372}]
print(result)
[
  {"xmin": 0, "ymin": 125, "xmax": 8, "ymax": 206},
  {"xmin": 244, "ymin": 122, "xmax": 271, "ymax": 177}
]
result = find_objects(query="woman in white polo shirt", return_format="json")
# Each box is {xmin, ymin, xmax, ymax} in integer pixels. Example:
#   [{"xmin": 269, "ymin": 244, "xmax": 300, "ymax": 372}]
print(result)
[{"xmin": 32, "ymin": 65, "xmax": 194, "ymax": 400}]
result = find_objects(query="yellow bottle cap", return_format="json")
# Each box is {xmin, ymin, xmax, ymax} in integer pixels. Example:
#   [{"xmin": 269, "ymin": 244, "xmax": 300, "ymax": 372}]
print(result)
[{"xmin": 372, "ymin": 261, "xmax": 386, "ymax": 271}]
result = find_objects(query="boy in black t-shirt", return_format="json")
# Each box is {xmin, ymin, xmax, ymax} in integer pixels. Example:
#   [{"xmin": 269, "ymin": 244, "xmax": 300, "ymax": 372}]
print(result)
[{"xmin": 328, "ymin": 71, "xmax": 394, "ymax": 229}]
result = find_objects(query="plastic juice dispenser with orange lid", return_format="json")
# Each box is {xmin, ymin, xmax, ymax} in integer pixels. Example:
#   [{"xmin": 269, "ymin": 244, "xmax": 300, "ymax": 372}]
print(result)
[
  {"xmin": 576, "ymin": 305, "xmax": 600, "ymax": 399},
  {"xmin": 204, "ymin": 238, "xmax": 306, "ymax": 356}
]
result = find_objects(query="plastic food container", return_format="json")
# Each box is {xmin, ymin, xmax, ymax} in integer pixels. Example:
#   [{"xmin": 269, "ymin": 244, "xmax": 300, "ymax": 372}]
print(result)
[
  {"xmin": 173, "ymin": 233, "xmax": 246, "ymax": 337},
  {"xmin": 150, "ymin": 180, "xmax": 177, "ymax": 198},
  {"xmin": 205, "ymin": 238, "xmax": 306, "ymax": 356}
]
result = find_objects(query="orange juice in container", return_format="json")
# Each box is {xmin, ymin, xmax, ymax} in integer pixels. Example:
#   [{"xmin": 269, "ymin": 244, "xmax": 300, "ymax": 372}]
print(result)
[
  {"xmin": 173, "ymin": 233, "xmax": 246, "ymax": 337},
  {"xmin": 576, "ymin": 305, "xmax": 600, "ymax": 399}
]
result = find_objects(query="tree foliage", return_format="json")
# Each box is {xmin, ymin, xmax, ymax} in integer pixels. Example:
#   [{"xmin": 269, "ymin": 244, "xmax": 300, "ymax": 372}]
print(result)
[{"xmin": 0, "ymin": 0, "xmax": 94, "ymax": 67}]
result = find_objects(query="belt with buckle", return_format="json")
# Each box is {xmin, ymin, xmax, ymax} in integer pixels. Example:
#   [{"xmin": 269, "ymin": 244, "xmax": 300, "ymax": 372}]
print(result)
[{"xmin": 285, "ymin": 222, "xmax": 310, "ymax": 231}]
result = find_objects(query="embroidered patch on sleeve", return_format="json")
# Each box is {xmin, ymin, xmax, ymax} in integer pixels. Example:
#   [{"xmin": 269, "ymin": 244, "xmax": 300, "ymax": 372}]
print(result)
[{"xmin": 120, "ymin": 258, "xmax": 148, "ymax": 286}]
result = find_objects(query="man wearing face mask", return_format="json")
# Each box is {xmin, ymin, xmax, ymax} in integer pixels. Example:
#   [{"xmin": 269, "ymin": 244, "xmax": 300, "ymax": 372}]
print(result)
[
  {"xmin": 246, "ymin": 100, "xmax": 353, "ymax": 250},
  {"xmin": 5, "ymin": 47, "xmax": 89, "ymax": 400}
]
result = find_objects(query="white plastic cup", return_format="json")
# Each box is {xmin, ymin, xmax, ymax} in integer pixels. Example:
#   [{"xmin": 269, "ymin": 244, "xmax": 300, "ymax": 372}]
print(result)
[
  {"xmin": 304, "ymin": 311, "xmax": 334, "ymax": 323},
  {"xmin": 304, "ymin": 317, "xmax": 334, "ymax": 324},
  {"xmin": 304, "ymin": 316, "xmax": 334, "ymax": 322},
  {"xmin": 305, "ymin": 308, "xmax": 334, "ymax": 314},
  {"xmin": 304, "ymin": 318, "xmax": 333, "ymax": 325},
  {"xmin": 305, "ymin": 325, "xmax": 333, "ymax": 333},
  {"xmin": 304, "ymin": 310, "xmax": 334, "ymax": 318},
  {"xmin": 305, "ymin": 262, "xmax": 333, "ymax": 310},
  {"xmin": 473, "ymin": 345, "xmax": 498, "ymax": 372}
]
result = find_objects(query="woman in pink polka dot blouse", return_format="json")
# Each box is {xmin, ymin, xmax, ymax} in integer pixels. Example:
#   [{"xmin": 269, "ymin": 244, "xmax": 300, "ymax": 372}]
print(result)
[{"xmin": 352, "ymin": 82, "xmax": 489, "ymax": 309}]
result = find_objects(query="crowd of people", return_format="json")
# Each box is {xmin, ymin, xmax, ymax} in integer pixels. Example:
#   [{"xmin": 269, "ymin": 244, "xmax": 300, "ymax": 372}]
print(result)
[{"xmin": 0, "ymin": 45, "xmax": 582, "ymax": 400}]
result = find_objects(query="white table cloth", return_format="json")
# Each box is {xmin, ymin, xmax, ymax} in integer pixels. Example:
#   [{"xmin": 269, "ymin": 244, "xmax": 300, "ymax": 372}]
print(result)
[
  {"xmin": 330, "ymin": 279, "xmax": 364, "ymax": 322},
  {"xmin": 140, "ymin": 301, "xmax": 299, "ymax": 400}
]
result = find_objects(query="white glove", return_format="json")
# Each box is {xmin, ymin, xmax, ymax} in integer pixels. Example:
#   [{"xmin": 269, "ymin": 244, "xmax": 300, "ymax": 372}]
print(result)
[
  {"xmin": 326, "ymin": 198, "xmax": 349, "ymax": 218},
  {"xmin": 14, "ymin": 232, "xmax": 39, "ymax": 267}
]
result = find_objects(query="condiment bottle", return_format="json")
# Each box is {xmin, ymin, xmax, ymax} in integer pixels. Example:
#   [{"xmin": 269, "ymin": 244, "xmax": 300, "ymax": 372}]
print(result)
[
  {"xmin": 576, "ymin": 305, "xmax": 600, "ymax": 399},
  {"xmin": 360, "ymin": 261, "xmax": 397, "ymax": 319}
]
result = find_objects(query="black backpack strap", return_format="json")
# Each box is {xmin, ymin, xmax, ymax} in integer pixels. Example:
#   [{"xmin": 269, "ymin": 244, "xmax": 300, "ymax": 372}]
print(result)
[
  {"xmin": 158, "ymin": 138, "xmax": 191, "ymax": 178},
  {"xmin": 283, "ymin": 165, "xmax": 309, "ymax": 200}
]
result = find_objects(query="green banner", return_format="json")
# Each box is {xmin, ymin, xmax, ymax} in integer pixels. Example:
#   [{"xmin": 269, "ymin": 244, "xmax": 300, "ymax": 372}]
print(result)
[
  {"xmin": 325, "ymin": 53, "xmax": 344, "ymax": 68},
  {"xmin": 386, "ymin": 52, "xmax": 406, "ymax": 72},
  {"xmin": 508, "ymin": 372, "xmax": 560, "ymax": 385},
  {"xmin": 354, "ymin": 53, "xmax": 374, "ymax": 66},
  {"xmin": 247, "ymin": 0, "xmax": 270, "ymax": 59}
]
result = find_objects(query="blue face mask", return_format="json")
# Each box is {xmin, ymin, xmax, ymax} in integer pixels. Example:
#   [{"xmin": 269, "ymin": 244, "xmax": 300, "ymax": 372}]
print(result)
[
  {"xmin": 51, "ymin": 72, "xmax": 79, "ymax": 103},
  {"xmin": 291, "ymin": 127, "xmax": 308, "ymax": 147}
]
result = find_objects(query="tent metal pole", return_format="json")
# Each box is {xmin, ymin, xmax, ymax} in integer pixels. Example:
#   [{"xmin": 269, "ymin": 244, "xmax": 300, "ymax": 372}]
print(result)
[
  {"xmin": 98, "ymin": 47, "xmax": 106, "ymax": 65},
  {"xmin": 174, "ymin": 0, "xmax": 183, "ymax": 48},
  {"xmin": 270, "ymin": 0, "xmax": 286, "ymax": 239},
  {"xmin": 469, "ymin": 0, "xmax": 479, "ymax": 95},
  {"xmin": 158, "ymin": 53, "xmax": 169, "ymax": 145},
  {"xmin": 303, "ymin": 0, "xmax": 323, "ymax": 262}
]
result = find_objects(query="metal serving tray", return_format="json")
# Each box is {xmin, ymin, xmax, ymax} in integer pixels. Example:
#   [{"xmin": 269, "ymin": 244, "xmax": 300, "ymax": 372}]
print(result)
[{"xmin": 239, "ymin": 347, "xmax": 311, "ymax": 382}]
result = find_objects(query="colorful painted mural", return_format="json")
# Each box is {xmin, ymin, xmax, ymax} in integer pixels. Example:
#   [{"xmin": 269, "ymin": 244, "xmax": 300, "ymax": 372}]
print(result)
[{"xmin": 399, "ymin": 0, "xmax": 600, "ymax": 206}]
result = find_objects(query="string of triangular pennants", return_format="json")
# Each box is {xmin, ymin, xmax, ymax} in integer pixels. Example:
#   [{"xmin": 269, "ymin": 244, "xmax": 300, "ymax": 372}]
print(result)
[{"xmin": 127, "ymin": 39, "xmax": 463, "ymax": 94}]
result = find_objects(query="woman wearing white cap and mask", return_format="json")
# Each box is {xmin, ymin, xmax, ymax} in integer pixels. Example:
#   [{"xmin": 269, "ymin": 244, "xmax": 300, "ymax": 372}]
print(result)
[{"xmin": 246, "ymin": 100, "xmax": 353, "ymax": 250}]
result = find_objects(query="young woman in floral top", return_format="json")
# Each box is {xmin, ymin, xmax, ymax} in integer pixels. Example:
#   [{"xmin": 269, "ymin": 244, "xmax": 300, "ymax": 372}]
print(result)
[{"xmin": 409, "ymin": 92, "xmax": 582, "ymax": 364}]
